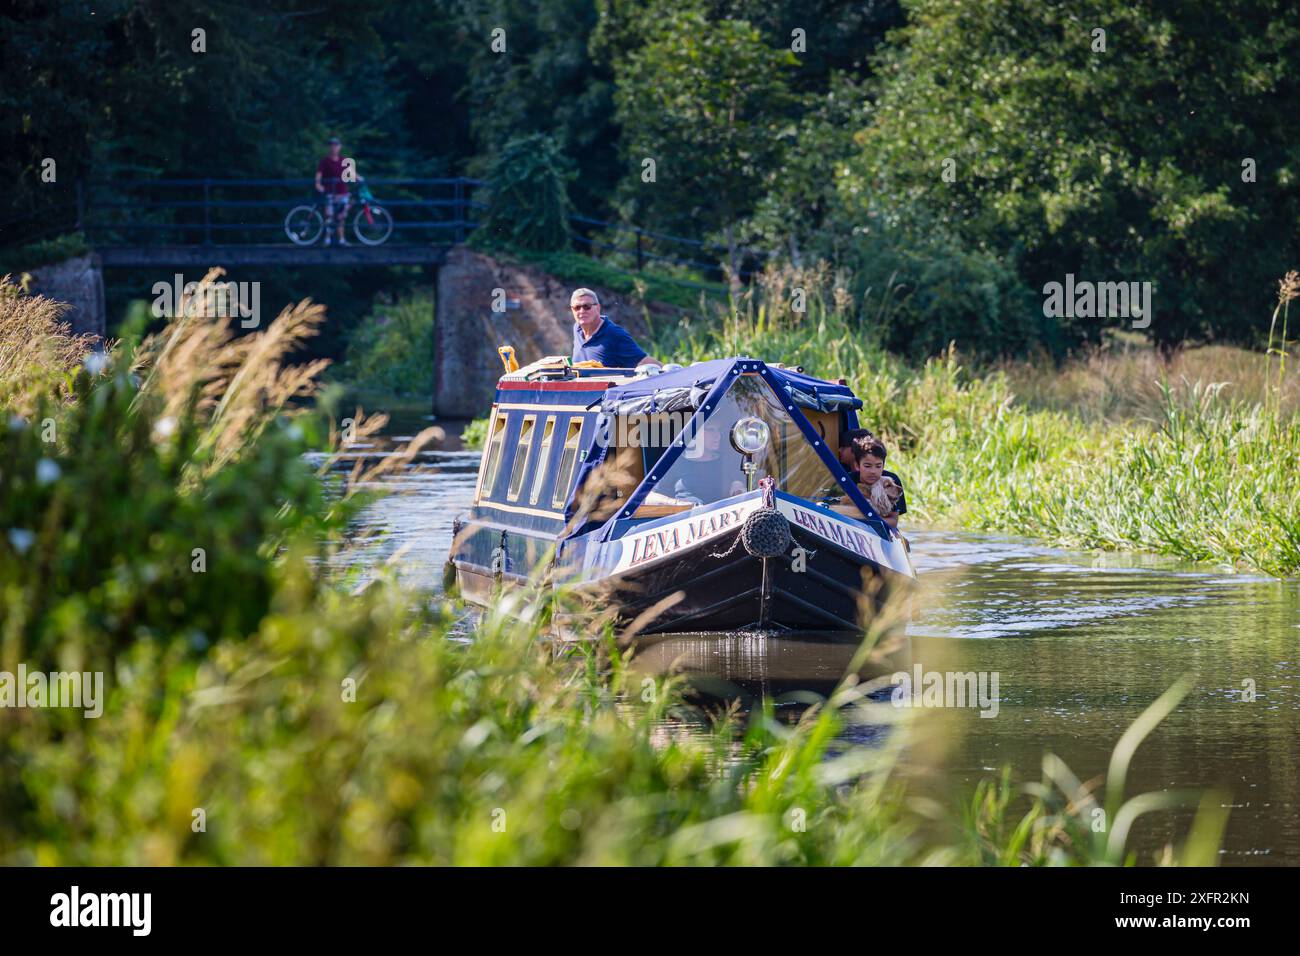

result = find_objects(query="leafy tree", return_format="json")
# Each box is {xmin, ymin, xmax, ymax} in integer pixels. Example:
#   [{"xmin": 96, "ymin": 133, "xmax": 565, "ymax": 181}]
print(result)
[
  {"xmin": 447, "ymin": 0, "xmax": 620, "ymax": 217},
  {"xmin": 842, "ymin": 0, "xmax": 1300, "ymax": 350},
  {"xmin": 739, "ymin": 72, "xmax": 863, "ymax": 266},
  {"xmin": 608, "ymin": 2, "xmax": 799, "ymax": 289},
  {"xmin": 837, "ymin": 199, "xmax": 1047, "ymax": 358},
  {"xmin": 713, "ymin": 0, "xmax": 903, "ymax": 92},
  {"xmin": 476, "ymin": 133, "xmax": 575, "ymax": 251}
]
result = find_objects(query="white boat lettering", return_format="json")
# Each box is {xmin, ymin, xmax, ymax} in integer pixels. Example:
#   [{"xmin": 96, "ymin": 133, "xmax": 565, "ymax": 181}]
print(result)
[
  {"xmin": 628, "ymin": 507, "xmax": 745, "ymax": 567},
  {"xmin": 787, "ymin": 505, "xmax": 882, "ymax": 562}
]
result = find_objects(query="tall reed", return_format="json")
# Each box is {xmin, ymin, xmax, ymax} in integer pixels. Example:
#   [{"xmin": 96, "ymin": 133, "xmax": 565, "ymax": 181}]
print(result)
[
  {"xmin": 0, "ymin": 275, "xmax": 98, "ymax": 415},
  {"xmin": 655, "ymin": 267, "xmax": 1300, "ymax": 575},
  {"xmin": 1266, "ymin": 271, "xmax": 1298, "ymax": 433}
]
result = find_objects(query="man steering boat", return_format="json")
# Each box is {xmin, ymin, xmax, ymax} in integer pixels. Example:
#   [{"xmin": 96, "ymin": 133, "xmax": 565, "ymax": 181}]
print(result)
[{"xmin": 569, "ymin": 288, "xmax": 661, "ymax": 368}]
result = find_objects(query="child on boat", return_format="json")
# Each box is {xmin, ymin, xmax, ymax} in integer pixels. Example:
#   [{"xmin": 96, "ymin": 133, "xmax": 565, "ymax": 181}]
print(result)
[{"xmin": 852, "ymin": 435, "xmax": 906, "ymax": 530}]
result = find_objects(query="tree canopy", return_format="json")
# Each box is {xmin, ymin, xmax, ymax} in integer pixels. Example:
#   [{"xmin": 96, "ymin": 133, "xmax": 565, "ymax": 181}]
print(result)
[{"xmin": 2, "ymin": 0, "xmax": 1297, "ymax": 356}]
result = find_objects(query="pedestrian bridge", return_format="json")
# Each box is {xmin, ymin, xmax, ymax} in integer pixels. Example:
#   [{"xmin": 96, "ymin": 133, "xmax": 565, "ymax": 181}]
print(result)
[{"xmin": 5, "ymin": 177, "xmax": 759, "ymax": 416}]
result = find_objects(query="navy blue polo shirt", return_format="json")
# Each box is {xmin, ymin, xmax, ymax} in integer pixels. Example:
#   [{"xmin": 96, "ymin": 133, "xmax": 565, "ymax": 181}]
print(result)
[{"xmin": 572, "ymin": 316, "xmax": 648, "ymax": 367}]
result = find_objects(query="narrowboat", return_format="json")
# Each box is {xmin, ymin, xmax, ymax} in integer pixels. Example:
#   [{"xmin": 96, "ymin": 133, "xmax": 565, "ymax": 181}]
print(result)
[{"xmin": 447, "ymin": 353, "xmax": 915, "ymax": 638}]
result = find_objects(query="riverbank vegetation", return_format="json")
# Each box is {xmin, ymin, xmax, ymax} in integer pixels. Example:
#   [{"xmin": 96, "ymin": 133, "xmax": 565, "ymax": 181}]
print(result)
[
  {"xmin": 653, "ymin": 268, "xmax": 1300, "ymax": 576},
  {"xmin": 331, "ymin": 292, "xmax": 434, "ymax": 399},
  {"xmin": 0, "ymin": 276, "xmax": 1225, "ymax": 865}
]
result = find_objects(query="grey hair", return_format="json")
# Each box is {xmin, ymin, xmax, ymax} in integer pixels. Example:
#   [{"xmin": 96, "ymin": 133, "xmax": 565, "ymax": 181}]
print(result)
[{"xmin": 569, "ymin": 287, "xmax": 600, "ymax": 306}]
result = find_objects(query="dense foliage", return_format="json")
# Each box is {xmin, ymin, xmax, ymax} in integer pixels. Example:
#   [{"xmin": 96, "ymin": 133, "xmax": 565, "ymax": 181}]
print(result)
[
  {"xmin": 474, "ymin": 134, "xmax": 575, "ymax": 251},
  {"xmin": 610, "ymin": 7, "xmax": 798, "ymax": 283},
  {"xmin": 333, "ymin": 293, "xmax": 435, "ymax": 397},
  {"xmin": 842, "ymin": 0, "xmax": 1300, "ymax": 352},
  {"xmin": 3, "ymin": 0, "xmax": 1296, "ymax": 356}
]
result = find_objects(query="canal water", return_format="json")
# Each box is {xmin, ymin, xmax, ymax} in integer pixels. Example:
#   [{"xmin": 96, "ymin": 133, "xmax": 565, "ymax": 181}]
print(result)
[{"xmin": 335, "ymin": 419, "xmax": 1300, "ymax": 865}]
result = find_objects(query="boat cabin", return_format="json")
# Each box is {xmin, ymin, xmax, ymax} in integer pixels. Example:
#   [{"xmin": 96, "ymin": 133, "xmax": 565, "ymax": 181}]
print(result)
[{"xmin": 455, "ymin": 354, "xmax": 896, "ymax": 601}]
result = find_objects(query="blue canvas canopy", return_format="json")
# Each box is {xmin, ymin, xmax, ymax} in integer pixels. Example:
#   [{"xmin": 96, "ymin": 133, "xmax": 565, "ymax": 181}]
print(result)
[
  {"xmin": 597, "ymin": 358, "xmax": 862, "ymax": 417},
  {"xmin": 564, "ymin": 358, "xmax": 885, "ymax": 538}
]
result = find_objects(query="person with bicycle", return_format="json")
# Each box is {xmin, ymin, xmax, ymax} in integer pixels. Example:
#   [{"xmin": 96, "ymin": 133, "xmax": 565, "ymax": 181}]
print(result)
[
  {"xmin": 315, "ymin": 136, "xmax": 353, "ymax": 246},
  {"xmin": 287, "ymin": 145, "xmax": 391, "ymax": 247}
]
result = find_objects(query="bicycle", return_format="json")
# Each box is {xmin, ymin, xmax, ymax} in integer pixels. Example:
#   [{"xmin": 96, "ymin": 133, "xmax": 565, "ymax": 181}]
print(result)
[{"xmin": 284, "ymin": 178, "xmax": 394, "ymax": 245}]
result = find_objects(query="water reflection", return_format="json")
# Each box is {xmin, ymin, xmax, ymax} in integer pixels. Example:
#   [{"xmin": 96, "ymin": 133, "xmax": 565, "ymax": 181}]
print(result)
[
  {"xmin": 627, "ymin": 630, "xmax": 906, "ymax": 702},
  {"xmin": 314, "ymin": 429, "xmax": 479, "ymax": 586},
  {"xmin": 907, "ymin": 530, "xmax": 1300, "ymax": 865}
]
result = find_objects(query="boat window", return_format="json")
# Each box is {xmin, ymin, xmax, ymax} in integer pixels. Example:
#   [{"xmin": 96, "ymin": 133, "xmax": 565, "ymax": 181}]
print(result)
[
  {"xmin": 477, "ymin": 411, "xmax": 507, "ymax": 500},
  {"xmin": 646, "ymin": 374, "xmax": 843, "ymax": 509},
  {"xmin": 507, "ymin": 415, "xmax": 536, "ymax": 501},
  {"xmin": 550, "ymin": 417, "xmax": 585, "ymax": 509},
  {"xmin": 529, "ymin": 417, "xmax": 557, "ymax": 506},
  {"xmin": 630, "ymin": 412, "xmax": 690, "ymax": 475}
]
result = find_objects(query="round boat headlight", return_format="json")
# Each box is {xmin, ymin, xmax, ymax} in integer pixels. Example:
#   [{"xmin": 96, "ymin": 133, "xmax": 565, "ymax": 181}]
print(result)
[{"xmin": 730, "ymin": 417, "xmax": 770, "ymax": 455}]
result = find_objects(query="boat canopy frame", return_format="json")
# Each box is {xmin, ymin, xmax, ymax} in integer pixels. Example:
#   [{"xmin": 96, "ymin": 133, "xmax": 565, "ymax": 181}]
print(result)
[{"xmin": 564, "ymin": 358, "xmax": 890, "ymax": 541}]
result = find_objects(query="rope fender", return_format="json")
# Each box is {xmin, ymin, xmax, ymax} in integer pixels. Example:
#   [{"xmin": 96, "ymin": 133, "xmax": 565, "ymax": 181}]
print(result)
[
  {"xmin": 740, "ymin": 507, "xmax": 792, "ymax": 558},
  {"xmin": 709, "ymin": 475, "xmax": 792, "ymax": 559}
]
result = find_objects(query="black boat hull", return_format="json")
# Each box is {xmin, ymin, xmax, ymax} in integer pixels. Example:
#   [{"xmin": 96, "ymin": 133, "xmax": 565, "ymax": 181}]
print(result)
[{"xmin": 553, "ymin": 521, "xmax": 911, "ymax": 639}]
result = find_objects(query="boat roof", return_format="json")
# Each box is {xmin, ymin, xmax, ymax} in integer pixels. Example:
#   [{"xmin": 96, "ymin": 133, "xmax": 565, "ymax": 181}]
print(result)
[
  {"xmin": 598, "ymin": 357, "xmax": 861, "ymax": 415},
  {"xmin": 563, "ymin": 356, "xmax": 883, "ymax": 538},
  {"xmin": 495, "ymin": 355, "xmax": 860, "ymax": 411}
]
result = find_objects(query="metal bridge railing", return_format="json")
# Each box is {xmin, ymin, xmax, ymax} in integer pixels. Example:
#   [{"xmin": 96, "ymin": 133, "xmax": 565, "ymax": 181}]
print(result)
[
  {"xmin": 0, "ymin": 177, "xmax": 774, "ymax": 286},
  {"xmin": 68, "ymin": 177, "xmax": 483, "ymax": 247}
]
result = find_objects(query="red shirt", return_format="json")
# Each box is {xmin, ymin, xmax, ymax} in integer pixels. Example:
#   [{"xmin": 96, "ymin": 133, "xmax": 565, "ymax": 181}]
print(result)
[{"xmin": 317, "ymin": 156, "xmax": 350, "ymax": 195}]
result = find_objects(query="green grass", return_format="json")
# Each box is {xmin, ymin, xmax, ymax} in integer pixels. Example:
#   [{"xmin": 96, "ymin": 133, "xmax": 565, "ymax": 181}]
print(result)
[
  {"xmin": 461, "ymin": 415, "xmax": 489, "ymax": 450},
  {"xmin": 332, "ymin": 293, "xmax": 434, "ymax": 399},
  {"xmin": 4, "ymin": 553, "xmax": 1223, "ymax": 865},
  {"xmin": 0, "ymin": 232, "xmax": 91, "ymax": 276},
  {"xmin": 652, "ymin": 272, "xmax": 1300, "ymax": 576}
]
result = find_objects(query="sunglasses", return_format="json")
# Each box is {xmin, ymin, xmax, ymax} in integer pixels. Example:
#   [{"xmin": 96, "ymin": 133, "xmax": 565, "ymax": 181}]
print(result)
[{"xmin": 571, "ymin": 303, "xmax": 597, "ymax": 311}]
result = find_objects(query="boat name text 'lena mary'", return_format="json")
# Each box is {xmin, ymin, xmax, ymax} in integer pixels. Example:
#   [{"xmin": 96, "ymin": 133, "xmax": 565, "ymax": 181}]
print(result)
[{"xmin": 626, "ymin": 505, "xmax": 750, "ymax": 568}]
